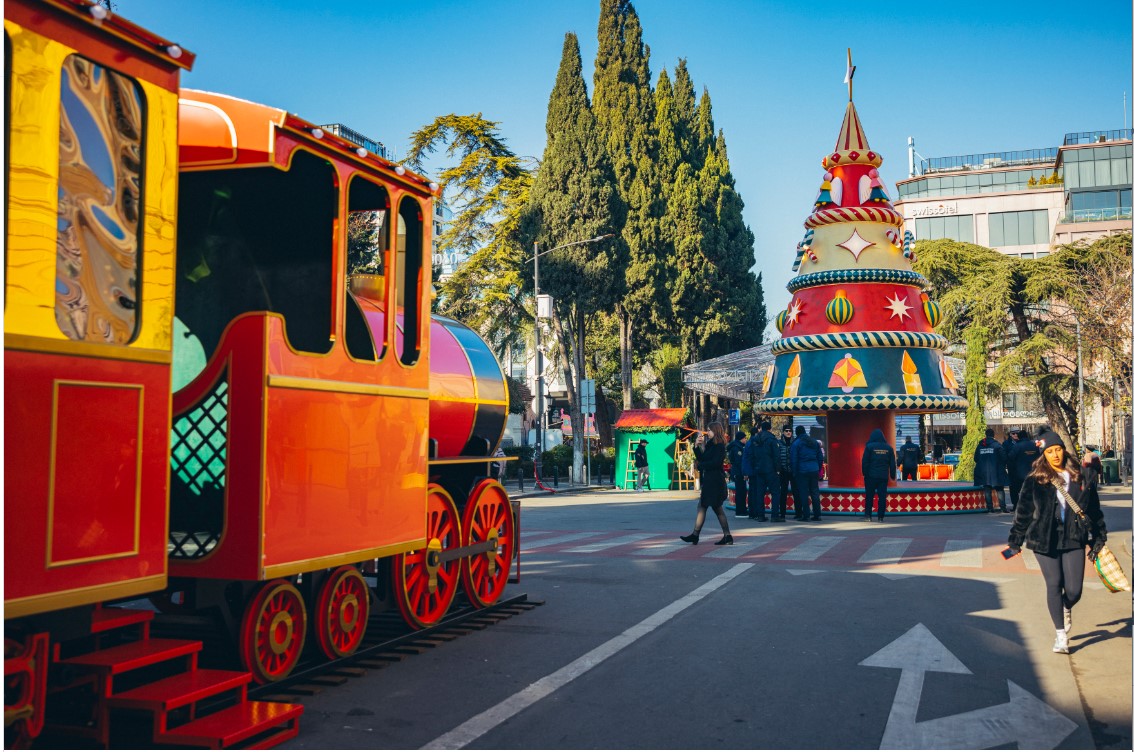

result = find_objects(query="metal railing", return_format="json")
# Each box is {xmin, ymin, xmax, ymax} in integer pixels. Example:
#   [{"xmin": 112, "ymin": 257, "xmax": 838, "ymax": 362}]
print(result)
[
  {"xmin": 922, "ymin": 148, "xmax": 1057, "ymax": 174},
  {"xmin": 1063, "ymin": 129, "xmax": 1133, "ymax": 146},
  {"xmin": 1059, "ymin": 207, "xmax": 1133, "ymax": 224},
  {"xmin": 319, "ymin": 123, "xmax": 387, "ymax": 157}
]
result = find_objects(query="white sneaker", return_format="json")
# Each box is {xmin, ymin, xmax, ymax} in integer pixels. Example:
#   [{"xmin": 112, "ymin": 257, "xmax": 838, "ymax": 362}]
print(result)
[
  {"xmin": 1063, "ymin": 607, "xmax": 1072, "ymax": 632},
  {"xmin": 1053, "ymin": 630, "xmax": 1070, "ymax": 654}
]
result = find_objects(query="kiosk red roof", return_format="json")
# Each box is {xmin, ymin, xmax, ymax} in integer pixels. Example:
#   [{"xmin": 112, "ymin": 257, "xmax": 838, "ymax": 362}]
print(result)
[{"xmin": 612, "ymin": 408, "xmax": 687, "ymax": 429}]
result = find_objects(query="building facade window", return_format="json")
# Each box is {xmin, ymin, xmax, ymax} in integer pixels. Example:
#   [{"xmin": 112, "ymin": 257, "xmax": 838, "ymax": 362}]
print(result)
[
  {"xmin": 1062, "ymin": 144, "xmax": 1132, "ymax": 190},
  {"xmin": 988, "ymin": 209, "xmax": 1048, "ymax": 247},
  {"xmin": 898, "ymin": 167, "xmax": 1058, "ymax": 199},
  {"xmin": 915, "ymin": 214, "xmax": 974, "ymax": 243}
]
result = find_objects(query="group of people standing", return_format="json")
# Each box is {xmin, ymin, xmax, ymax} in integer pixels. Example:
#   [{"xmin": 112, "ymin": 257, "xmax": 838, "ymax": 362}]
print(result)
[
  {"xmin": 680, "ymin": 421, "xmax": 827, "ymax": 546},
  {"xmin": 973, "ymin": 427, "xmax": 1042, "ymax": 513}
]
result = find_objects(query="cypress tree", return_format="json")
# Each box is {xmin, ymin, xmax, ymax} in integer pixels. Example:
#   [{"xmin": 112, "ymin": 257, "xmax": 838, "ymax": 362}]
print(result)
[
  {"xmin": 528, "ymin": 32, "xmax": 626, "ymax": 480},
  {"xmin": 593, "ymin": 0, "xmax": 663, "ymax": 408}
]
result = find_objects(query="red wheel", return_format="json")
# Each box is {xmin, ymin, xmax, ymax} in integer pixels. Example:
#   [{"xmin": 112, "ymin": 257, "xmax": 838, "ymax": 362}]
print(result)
[
  {"xmin": 393, "ymin": 485, "xmax": 461, "ymax": 629},
  {"xmin": 239, "ymin": 580, "xmax": 307, "ymax": 684},
  {"xmin": 460, "ymin": 479, "xmax": 515, "ymax": 608},
  {"xmin": 314, "ymin": 566, "xmax": 369, "ymax": 658}
]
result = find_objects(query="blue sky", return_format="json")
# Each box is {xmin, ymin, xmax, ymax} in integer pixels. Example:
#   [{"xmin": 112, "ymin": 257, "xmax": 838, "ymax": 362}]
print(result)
[{"xmin": 125, "ymin": 0, "xmax": 1131, "ymax": 335}]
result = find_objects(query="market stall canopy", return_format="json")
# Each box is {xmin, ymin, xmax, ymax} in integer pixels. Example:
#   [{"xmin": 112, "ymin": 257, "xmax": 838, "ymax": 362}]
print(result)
[{"xmin": 682, "ymin": 344, "xmax": 965, "ymax": 402}]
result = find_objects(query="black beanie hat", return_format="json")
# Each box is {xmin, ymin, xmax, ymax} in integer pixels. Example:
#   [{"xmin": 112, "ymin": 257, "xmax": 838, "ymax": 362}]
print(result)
[
  {"xmin": 736, "ymin": 431, "xmax": 746, "ymax": 441},
  {"xmin": 1034, "ymin": 430, "xmax": 1064, "ymax": 450}
]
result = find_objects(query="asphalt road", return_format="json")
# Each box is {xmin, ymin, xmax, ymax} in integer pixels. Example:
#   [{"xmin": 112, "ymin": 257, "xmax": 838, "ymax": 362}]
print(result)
[{"xmin": 284, "ymin": 484, "xmax": 1132, "ymax": 750}]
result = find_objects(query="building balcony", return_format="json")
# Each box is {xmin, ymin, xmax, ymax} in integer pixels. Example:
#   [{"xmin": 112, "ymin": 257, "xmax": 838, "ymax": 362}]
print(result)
[
  {"xmin": 1058, "ymin": 207, "xmax": 1132, "ymax": 224},
  {"xmin": 1063, "ymin": 129, "xmax": 1133, "ymax": 146},
  {"xmin": 922, "ymin": 148, "xmax": 1058, "ymax": 175}
]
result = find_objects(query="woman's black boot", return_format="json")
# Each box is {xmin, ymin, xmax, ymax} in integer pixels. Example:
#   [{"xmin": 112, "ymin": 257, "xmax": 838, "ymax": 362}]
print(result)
[
  {"xmin": 680, "ymin": 532, "xmax": 700, "ymax": 545},
  {"xmin": 715, "ymin": 534, "xmax": 734, "ymax": 546}
]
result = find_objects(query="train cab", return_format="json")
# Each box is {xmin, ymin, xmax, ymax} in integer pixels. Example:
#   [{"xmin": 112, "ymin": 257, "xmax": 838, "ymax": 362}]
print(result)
[{"xmin": 4, "ymin": 0, "xmax": 193, "ymax": 627}]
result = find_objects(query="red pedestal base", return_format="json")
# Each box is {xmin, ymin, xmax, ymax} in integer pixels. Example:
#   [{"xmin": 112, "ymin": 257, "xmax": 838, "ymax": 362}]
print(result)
[{"xmin": 825, "ymin": 410, "xmax": 896, "ymax": 488}]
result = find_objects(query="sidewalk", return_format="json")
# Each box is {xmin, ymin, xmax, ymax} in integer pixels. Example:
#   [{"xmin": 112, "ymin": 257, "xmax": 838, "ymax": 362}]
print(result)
[{"xmin": 502, "ymin": 477, "xmax": 623, "ymax": 500}]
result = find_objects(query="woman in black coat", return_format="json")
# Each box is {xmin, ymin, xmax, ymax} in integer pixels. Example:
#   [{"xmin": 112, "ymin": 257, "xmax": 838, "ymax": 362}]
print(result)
[
  {"xmin": 680, "ymin": 422, "xmax": 733, "ymax": 545},
  {"xmin": 1007, "ymin": 431, "xmax": 1107, "ymax": 655}
]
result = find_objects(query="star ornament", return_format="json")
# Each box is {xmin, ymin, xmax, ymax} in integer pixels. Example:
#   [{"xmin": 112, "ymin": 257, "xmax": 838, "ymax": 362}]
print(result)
[
  {"xmin": 884, "ymin": 293, "xmax": 913, "ymax": 321},
  {"xmin": 785, "ymin": 299, "xmax": 804, "ymax": 327},
  {"xmin": 836, "ymin": 229, "xmax": 875, "ymax": 262}
]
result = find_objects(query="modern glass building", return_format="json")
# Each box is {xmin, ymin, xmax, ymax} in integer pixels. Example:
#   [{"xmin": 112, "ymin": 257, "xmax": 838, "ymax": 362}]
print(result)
[
  {"xmin": 896, "ymin": 129, "xmax": 1132, "ymax": 258},
  {"xmin": 894, "ymin": 129, "xmax": 1132, "ymax": 449}
]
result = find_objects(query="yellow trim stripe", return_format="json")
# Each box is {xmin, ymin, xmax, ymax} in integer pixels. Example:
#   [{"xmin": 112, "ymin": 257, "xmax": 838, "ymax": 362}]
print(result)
[
  {"xmin": 5, "ymin": 334, "xmax": 172, "ymax": 364},
  {"xmin": 261, "ymin": 540, "xmax": 428, "ymax": 580},
  {"xmin": 266, "ymin": 375, "xmax": 429, "ymax": 400},
  {"xmin": 435, "ymin": 397, "xmax": 507, "ymax": 406},
  {"xmin": 429, "ymin": 457, "xmax": 515, "ymax": 466},
  {"xmin": 5, "ymin": 574, "xmax": 166, "ymax": 619}
]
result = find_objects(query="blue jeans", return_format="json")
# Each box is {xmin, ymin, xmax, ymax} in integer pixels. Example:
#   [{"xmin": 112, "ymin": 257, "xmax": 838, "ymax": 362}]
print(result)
[{"xmin": 794, "ymin": 472, "xmax": 821, "ymax": 519}]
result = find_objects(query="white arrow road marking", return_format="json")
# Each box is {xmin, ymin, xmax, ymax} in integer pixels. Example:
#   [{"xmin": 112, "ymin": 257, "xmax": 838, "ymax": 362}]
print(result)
[{"xmin": 861, "ymin": 623, "xmax": 1076, "ymax": 749}]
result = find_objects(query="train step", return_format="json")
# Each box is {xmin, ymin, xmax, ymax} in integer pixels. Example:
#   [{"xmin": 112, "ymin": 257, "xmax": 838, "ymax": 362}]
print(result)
[
  {"xmin": 91, "ymin": 605, "xmax": 154, "ymax": 635},
  {"xmin": 61, "ymin": 637, "xmax": 202, "ymax": 676},
  {"xmin": 156, "ymin": 700, "xmax": 302, "ymax": 749},
  {"xmin": 108, "ymin": 668, "xmax": 249, "ymax": 713}
]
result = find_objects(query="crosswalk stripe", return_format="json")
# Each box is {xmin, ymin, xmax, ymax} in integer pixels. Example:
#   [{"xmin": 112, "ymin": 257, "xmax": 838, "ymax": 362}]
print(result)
[
  {"xmin": 1021, "ymin": 548, "xmax": 1041, "ymax": 570},
  {"xmin": 564, "ymin": 533, "xmax": 657, "ymax": 553},
  {"xmin": 704, "ymin": 538, "xmax": 780, "ymax": 558},
  {"xmin": 941, "ymin": 539, "xmax": 983, "ymax": 567},
  {"xmin": 857, "ymin": 537, "xmax": 914, "ymax": 565},
  {"xmin": 632, "ymin": 541, "xmax": 688, "ymax": 556},
  {"xmin": 778, "ymin": 536, "xmax": 846, "ymax": 561},
  {"xmin": 524, "ymin": 532, "xmax": 600, "ymax": 549}
]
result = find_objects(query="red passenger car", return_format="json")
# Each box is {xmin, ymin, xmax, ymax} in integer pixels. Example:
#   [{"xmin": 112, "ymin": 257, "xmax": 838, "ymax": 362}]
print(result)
[{"xmin": 5, "ymin": 1, "xmax": 518, "ymax": 746}]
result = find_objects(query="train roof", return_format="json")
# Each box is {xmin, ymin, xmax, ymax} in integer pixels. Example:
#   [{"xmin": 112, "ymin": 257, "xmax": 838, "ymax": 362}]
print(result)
[
  {"xmin": 10, "ymin": 0, "xmax": 196, "ymax": 72},
  {"xmin": 179, "ymin": 89, "xmax": 437, "ymax": 199}
]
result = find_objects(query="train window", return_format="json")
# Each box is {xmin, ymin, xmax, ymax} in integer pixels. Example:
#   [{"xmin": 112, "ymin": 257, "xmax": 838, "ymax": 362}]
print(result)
[
  {"xmin": 55, "ymin": 55, "xmax": 145, "ymax": 344},
  {"xmin": 175, "ymin": 150, "xmax": 335, "ymax": 361},
  {"xmin": 344, "ymin": 176, "xmax": 390, "ymax": 362},
  {"xmin": 395, "ymin": 197, "xmax": 424, "ymax": 365}
]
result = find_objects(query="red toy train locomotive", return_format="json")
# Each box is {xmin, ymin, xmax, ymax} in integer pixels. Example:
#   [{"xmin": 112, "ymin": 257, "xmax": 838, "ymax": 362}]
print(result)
[{"xmin": 5, "ymin": 0, "xmax": 518, "ymax": 746}]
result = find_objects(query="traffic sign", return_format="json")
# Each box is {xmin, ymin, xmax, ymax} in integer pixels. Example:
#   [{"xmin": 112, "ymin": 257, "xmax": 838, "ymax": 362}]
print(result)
[
  {"xmin": 580, "ymin": 378, "xmax": 596, "ymax": 414},
  {"xmin": 728, "ymin": 408, "xmax": 740, "ymax": 425}
]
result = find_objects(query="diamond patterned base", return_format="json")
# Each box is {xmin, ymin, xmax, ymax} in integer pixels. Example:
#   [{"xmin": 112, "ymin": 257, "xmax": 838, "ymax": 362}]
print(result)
[{"xmin": 733, "ymin": 484, "xmax": 988, "ymax": 514}]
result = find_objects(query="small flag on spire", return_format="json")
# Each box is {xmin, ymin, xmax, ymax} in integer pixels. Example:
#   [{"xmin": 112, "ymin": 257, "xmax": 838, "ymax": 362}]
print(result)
[{"xmin": 844, "ymin": 48, "xmax": 856, "ymax": 101}]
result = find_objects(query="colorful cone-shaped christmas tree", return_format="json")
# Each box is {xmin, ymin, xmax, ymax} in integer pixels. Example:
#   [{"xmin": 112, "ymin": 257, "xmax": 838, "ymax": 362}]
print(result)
[{"xmin": 755, "ymin": 67, "xmax": 966, "ymax": 488}]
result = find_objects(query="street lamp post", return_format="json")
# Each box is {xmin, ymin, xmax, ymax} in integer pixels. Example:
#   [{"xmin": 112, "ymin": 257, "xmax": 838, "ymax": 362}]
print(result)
[{"xmin": 530, "ymin": 234, "xmax": 612, "ymax": 486}]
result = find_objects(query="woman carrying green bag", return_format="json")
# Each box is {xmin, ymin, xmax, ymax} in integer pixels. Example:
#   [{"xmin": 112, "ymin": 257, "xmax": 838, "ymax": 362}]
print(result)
[{"xmin": 1006, "ymin": 430, "xmax": 1109, "ymax": 655}]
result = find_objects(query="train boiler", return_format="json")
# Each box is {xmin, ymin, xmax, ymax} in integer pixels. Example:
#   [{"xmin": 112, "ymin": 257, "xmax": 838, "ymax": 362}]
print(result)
[{"xmin": 168, "ymin": 90, "xmax": 517, "ymax": 682}]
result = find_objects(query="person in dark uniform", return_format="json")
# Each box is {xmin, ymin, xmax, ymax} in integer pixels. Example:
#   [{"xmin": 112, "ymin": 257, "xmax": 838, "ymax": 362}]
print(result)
[
  {"xmin": 680, "ymin": 423, "xmax": 733, "ymax": 545},
  {"xmin": 790, "ymin": 426, "xmax": 824, "ymax": 521},
  {"xmin": 862, "ymin": 429, "xmax": 897, "ymax": 521},
  {"xmin": 725, "ymin": 431, "xmax": 748, "ymax": 516},
  {"xmin": 1007, "ymin": 430, "xmax": 1108, "ymax": 654},
  {"xmin": 974, "ymin": 428, "xmax": 1009, "ymax": 512},
  {"xmin": 1007, "ymin": 429, "xmax": 1037, "ymax": 511},
  {"xmin": 898, "ymin": 436, "xmax": 921, "ymax": 481},
  {"xmin": 777, "ymin": 426, "xmax": 798, "ymax": 519},
  {"xmin": 633, "ymin": 438, "xmax": 651, "ymax": 491},
  {"xmin": 743, "ymin": 421, "xmax": 778, "ymax": 522}
]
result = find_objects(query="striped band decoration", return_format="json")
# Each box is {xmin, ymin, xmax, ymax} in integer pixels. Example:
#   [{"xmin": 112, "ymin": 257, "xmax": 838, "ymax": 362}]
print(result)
[
  {"xmin": 754, "ymin": 394, "xmax": 969, "ymax": 413},
  {"xmin": 787, "ymin": 268, "xmax": 929, "ymax": 292},
  {"xmin": 804, "ymin": 206, "xmax": 904, "ymax": 228},
  {"xmin": 770, "ymin": 331, "xmax": 949, "ymax": 354}
]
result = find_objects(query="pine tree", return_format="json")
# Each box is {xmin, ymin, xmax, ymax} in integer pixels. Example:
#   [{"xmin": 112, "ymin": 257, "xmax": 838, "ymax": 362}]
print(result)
[{"xmin": 528, "ymin": 32, "xmax": 626, "ymax": 481}]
